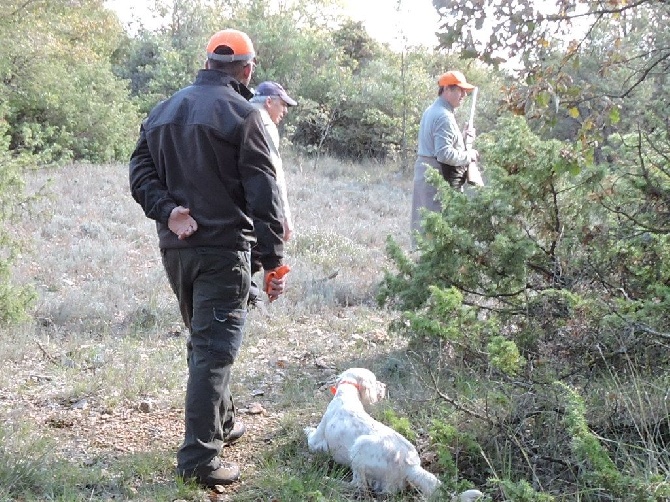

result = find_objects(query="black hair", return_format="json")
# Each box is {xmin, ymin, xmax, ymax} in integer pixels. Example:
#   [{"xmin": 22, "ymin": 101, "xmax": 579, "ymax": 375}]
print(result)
[{"xmin": 438, "ymin": 84, "xmax": 460, "ymax": 96}]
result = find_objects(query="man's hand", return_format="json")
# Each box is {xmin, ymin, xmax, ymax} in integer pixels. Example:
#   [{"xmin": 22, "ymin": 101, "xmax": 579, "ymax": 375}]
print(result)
[
  {"xmin": 467, "ymin": 149, "xmax": 479, "ymax": 163},
  {"xmin": 463, "ymin": 123, "xmax": 476, "ymax": 139},
  {"xmin": 168, "ymin": 206, "xmax": 198, "ymax": 240},
  {"xmin": 282, "ymin": 219, "xmax": 293, "ymax": 242},
  {"xmin": 264, "ymin": 265, "xmax": 290, "ymax": 302}
]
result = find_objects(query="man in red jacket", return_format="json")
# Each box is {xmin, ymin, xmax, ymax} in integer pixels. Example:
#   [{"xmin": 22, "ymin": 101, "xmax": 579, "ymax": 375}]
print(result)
[{"xmin": 129, "ymin": 28, "xmax": 287, "ymax": 488}]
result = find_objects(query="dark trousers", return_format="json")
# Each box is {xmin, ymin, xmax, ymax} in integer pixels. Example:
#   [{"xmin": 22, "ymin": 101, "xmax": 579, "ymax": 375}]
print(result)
[{"xmin": 161, "ymin": 247, "xmax": 251, "ymax": 472}]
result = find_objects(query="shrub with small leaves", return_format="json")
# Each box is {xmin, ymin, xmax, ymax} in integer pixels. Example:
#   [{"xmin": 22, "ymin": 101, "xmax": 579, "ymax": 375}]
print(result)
[
  {"xmin": 487, "ymin": 336, "xmax": 524, "ymax": 376},
  {"xmin": 380, "ymin": 408, "xmax": 416, "ymax": 443},
  {"xmin": 0, "ymin": 111, "xmax": 36, "ymax": 323}
]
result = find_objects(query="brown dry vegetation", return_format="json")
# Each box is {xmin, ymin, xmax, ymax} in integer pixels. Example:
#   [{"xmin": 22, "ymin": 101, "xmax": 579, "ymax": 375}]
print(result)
[{"xmin": 0, "ymin": 154, "xmax": 444, "ymax": 501}]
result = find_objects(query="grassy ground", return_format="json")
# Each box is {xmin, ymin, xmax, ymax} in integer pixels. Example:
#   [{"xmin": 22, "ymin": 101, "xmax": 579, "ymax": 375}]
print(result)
[{"xmin": 0, "ymin": 154, "xmax": 448, "ymax": 501}]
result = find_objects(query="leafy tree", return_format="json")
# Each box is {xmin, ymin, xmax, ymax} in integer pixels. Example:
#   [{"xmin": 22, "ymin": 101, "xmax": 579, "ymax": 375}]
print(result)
[
  {"xmin": 433, "ymin": 0, "xmax": 669, "ymax": 150},
  {"xmin": 0, "ymin": 0, "xmax": 140, "ymax": 162},
  {"xmin": 225, "ymin": 0, "xmax": 398, "ymax": 160},
  {"xmin": 429, "ymin": 0, "xmax": 670, "ymax": 337},
  {"xmin": 434, "ymin": 0, "xmax": 668, "ymax": 87},
  {"xmin": 332, "ymin": 20, "xmax": 380, "ymax": 72},
  {"xmin": 114, "ymin": 0, "xmax": 353, "ymax": 146},
  {"xmin": 112, "ymin": 0, "xmax": 226, "ymax": 115},
  {"xmin": 111, "ymin": 31, "xmax": 163, "ymax": 114},
  {"xmin": 113, "ymin": 0, "xmax": 504, "ymax": 162}
]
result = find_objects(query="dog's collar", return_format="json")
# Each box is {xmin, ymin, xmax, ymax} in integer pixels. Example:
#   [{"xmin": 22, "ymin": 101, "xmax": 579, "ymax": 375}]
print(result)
[{"xmin": 330, "ymin": 380, "xmax": 361, "ymax": 395}]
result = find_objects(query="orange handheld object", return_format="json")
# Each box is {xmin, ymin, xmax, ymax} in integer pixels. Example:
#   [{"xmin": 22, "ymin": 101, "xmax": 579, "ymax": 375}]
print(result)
[{"xmin": 265, "ymin": 264, "xmax": 291, "ymax": 294}]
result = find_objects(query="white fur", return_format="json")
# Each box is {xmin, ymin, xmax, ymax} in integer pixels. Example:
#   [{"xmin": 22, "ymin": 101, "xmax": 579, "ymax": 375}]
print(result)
[{"xmin": 305, "ymin": 368, "xmax": 482, "ymax": 501}]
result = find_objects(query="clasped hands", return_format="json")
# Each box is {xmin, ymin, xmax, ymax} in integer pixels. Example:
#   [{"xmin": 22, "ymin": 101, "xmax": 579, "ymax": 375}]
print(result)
[
  {"xmin": 168, "ymin": 206, "xmax": 197, "ymax": 240},
  {"xmin": 168, "ymin": 205, "xmax": 287, "ymax": 302}
]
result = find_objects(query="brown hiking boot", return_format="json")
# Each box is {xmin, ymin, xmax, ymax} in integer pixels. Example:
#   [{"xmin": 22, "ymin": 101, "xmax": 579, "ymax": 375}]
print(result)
[
  {"xmin": 224, "ymin": 420, "xmax": 246, "ymax": 445},
  {"xmin": 178, "ymin": 462, "xmax": 240, "ymax": 487}
]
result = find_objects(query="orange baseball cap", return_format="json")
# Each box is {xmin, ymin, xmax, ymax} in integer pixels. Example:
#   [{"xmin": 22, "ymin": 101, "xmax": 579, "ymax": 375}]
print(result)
[
  {"xmin": 206, "ymin": 29, "xmax": 255, "ymax": 63},
  {"xmin": 438, "ymin": 70, "xmax": 475, "ymax": 91}
]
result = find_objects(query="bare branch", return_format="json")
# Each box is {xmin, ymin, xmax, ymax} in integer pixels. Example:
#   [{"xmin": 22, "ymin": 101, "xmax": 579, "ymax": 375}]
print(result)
[
  {"xmin": 632, "ymin": 322, "xmax": 670, "ymax": 340},
  {"xmin": 620, "ymin": 51, "xmax": 670, "ymax": 98},
  {"xmin": 426, "ymin": 364, "xmax": 495, "ymax": 425}
]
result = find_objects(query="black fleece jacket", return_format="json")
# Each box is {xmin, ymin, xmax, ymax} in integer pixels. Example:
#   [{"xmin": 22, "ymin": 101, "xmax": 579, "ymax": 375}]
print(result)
[{"xmin": 129, "ymin": 69, "xmax": 283, "ymax": 271}]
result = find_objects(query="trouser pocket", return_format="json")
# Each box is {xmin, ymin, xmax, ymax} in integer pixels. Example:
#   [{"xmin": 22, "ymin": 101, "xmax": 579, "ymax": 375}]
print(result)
[{"xmin": 206, "ymin": 308, "xmax": 246, "ymax": 366}]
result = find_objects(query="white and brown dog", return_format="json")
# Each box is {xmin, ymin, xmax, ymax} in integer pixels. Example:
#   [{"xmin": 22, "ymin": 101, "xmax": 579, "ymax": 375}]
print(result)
[{"xmin": 305, "ymin": 368, "xmax": 482, "ymax": 501}]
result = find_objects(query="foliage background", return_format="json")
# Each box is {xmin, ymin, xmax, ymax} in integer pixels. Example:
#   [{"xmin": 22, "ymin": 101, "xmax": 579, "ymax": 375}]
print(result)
[{"xmin": 0, "ymin": 0, "xmax": 669, "ymax": 500}]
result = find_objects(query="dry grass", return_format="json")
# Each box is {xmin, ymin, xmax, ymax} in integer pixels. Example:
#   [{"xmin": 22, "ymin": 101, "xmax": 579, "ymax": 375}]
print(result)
[{"xmin": 0, "ymin": 154, "xmax": 432, "ymax": 501}]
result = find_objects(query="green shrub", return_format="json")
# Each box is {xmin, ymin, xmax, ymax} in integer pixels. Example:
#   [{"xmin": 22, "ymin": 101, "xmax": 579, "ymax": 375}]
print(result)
[
  {"xmin": 0, "ymin": 112, "xmax": 36, "ymax": 323},
  {"xmin": 429, "ymin": 420, "xmax": 483, "ymax": 492},
  {"xmin": 380, "ymin": 113, "xmax": 670, "ymax": 498},
  {"xmin": 380, "ymin": 408, "xmax": 416, "ymax": 442}
]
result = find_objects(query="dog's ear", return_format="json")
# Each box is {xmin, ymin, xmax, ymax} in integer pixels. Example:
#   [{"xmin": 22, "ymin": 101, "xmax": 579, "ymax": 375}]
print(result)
[{"xmin": 358, "ymin": 371, "xmax": 381, "ymax": 405}]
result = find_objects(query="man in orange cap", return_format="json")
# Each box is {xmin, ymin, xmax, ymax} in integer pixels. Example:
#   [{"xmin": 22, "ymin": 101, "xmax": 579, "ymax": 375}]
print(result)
[
  {"xmin": 410, "ymin": 70, "xmax": 478, "ymax": 242},
  {"xmin": 129, "ymin": 29, "xmax": 287, "ymax": 488}
]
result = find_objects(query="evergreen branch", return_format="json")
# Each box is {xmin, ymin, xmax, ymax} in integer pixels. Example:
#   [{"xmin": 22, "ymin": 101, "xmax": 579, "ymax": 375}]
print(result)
[
  {"xmin": 598, "ymin": 198, "xmax": 670, "ymax": 234},
  {"xmin": 631, "ymin": 322, "xmax": 670, "ymax": 341}
]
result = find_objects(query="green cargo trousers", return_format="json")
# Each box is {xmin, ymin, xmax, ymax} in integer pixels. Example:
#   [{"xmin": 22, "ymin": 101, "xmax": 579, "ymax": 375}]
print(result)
[{"xmin": 161, "ymin": 247, "xmax": 251, "ymax": 473}]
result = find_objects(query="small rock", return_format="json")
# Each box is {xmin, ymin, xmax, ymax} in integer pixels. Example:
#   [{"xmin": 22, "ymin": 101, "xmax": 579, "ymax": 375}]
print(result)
[
  {"xmin": 314, "ymin": 358, "xmax": 330, "ymax": 369},
  {"xmin": 247, "ymin": 402, "xmax": 265, "ymax": 415},
  {"xmin": 71, "ymin": 399, "xmax": 88, "ymax": 410},
  {"xmin": 62, "ymin": 358, "xmax": 77, "ymax": 368},
  {"xmin": 138, "ymin": 400, "xmax": 154, "ymax": 413}
]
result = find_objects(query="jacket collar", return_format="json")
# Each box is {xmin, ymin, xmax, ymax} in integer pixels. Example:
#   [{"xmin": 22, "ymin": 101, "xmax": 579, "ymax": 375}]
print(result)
[{"xmin": 195, "ymin": 69, "xmax": 254, "ymax": 100}]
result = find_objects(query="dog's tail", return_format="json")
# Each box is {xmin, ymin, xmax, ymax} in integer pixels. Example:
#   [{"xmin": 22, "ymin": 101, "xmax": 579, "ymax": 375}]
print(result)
[{"xmin": 406, "ymin": 465, "xmax": 441, "ymax": 496}]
